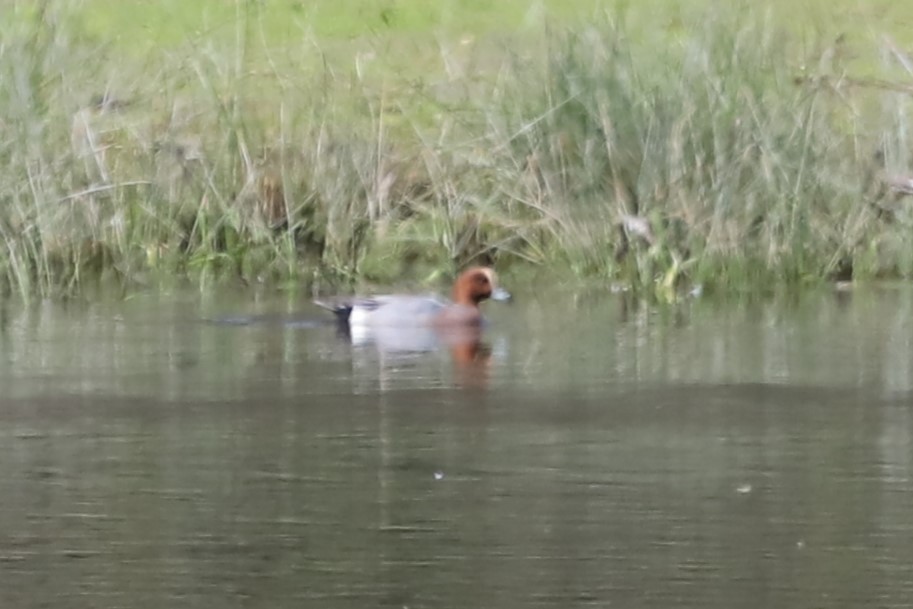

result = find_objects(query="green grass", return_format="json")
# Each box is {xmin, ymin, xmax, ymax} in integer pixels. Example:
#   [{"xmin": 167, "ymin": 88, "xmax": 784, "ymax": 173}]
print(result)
[{"xmin": 1, "ymin": 0, "xmax": 912, "ymax": 300}]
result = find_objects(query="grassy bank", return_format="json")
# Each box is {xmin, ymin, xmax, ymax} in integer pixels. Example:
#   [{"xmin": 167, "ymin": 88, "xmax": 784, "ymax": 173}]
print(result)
[{"xmin": 1, "ymin": 1, "xmax": 912, "ymax": 299}]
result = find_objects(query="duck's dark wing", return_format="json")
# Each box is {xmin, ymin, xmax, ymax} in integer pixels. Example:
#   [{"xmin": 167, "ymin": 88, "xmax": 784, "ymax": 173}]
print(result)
[{"xmin": 313, "ymin": 297, "xmax": 384, "ymax": 324}]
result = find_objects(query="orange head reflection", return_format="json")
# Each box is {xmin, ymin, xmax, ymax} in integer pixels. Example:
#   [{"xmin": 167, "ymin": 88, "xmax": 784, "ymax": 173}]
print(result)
[{"xmin": 437, "ymin": 325, "xmax": 493, "ymax": 390}]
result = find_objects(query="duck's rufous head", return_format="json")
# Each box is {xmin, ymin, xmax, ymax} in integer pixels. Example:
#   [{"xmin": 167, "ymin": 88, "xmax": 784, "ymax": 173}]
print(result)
[{"xmin": 452, "ymin": 267, "xmax": 512, "ymax": 306}]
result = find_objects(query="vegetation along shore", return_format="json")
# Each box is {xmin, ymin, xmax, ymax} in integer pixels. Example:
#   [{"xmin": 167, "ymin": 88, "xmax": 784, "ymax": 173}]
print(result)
[{"xmin": 2, "ymin": 0, "xmax": 913, "ymax": 300}]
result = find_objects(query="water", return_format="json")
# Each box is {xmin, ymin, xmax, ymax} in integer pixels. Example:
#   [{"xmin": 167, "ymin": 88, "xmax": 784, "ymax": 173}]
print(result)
[{"xmin": 1, "ymin": 284, "xmax": 912, "ymax": 608}]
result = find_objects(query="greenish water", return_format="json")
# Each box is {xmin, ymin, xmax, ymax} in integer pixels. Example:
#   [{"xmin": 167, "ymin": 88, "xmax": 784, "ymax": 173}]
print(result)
[{"xmin": 1, "ymin": 285, "xmax": 912, "ymax": 608}]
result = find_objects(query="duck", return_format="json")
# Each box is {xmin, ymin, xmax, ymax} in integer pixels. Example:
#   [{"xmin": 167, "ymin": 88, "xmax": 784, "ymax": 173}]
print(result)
[{"xmin": 315, "ymin": 266, "xmax": 511, "ymax": 333}]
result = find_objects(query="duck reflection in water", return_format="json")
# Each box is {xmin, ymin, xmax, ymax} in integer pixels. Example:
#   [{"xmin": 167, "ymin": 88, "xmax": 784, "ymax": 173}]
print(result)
[{"xmin": 315, "ymin": 267, "xmax": 510, "ymax": 388}]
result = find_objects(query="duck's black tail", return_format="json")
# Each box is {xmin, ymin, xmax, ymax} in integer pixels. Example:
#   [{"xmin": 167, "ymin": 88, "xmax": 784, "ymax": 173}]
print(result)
[{"xmin": 313, "ymin": 299, "xmax": 354, "ymax": 324}]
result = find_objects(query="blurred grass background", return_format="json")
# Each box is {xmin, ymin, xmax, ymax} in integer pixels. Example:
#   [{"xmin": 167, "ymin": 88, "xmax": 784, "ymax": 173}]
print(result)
[{"xmin": 0, "ymin": 0, "xmax": 912, "ymax": 299}]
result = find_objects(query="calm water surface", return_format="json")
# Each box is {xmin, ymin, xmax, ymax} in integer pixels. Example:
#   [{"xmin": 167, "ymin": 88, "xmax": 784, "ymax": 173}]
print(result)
[{"xmin": 1, "ymin": 284, "xmax": 912, "ymax": 608}]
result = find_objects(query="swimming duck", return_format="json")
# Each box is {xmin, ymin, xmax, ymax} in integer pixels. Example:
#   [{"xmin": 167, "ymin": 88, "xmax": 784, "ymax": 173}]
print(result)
[{"xmin": 315, "ymin": 266, "xmax": 511, "ymax": 333}]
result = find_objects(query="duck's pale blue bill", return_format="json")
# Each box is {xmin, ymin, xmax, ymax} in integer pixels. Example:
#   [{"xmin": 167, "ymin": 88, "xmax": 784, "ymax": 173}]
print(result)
[{"xmin": 491, "ymin": 287, "xmax": 512, "ymax": 302}]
